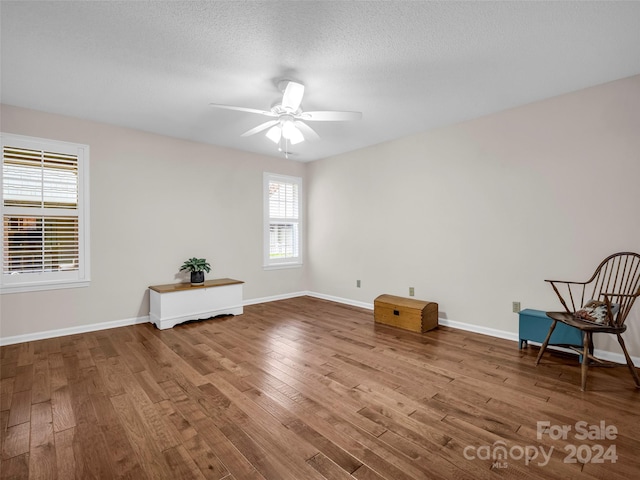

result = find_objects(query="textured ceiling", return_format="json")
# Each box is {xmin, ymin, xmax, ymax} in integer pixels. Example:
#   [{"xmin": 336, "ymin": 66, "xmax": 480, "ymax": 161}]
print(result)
[{"xmin": 2, "ymin": 1, "xmax": 640, "ymax": 162}]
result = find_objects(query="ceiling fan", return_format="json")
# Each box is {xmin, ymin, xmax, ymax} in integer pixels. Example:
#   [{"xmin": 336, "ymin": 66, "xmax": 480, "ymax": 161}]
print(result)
[{"xmin": 210, "ymin": 80, "xmax": 362, "ymax": 153}]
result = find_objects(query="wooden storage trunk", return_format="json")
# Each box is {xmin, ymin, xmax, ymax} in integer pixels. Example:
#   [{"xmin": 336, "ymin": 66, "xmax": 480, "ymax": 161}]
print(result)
[{"xmin": 374, "ymin": 294, "xmax": 438, "ymax": 333}]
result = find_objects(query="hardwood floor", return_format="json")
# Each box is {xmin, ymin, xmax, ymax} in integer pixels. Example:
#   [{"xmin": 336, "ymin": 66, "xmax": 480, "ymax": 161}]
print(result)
[{"xmin": 2, "ymin": 296, "xmax": 639, "ymax": 479}]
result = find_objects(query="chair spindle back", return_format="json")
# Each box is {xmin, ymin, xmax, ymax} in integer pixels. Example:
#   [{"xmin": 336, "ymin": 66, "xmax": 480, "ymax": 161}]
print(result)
[
  {"xmin": 589, "ymin": 252, "xmax": 640, "ymax": 326},
  {"xmin": 547, "ymin": 252, "xmax": 640, "ymax": 327}
]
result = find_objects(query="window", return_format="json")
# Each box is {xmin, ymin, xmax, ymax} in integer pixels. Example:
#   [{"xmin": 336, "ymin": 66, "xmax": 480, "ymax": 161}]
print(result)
[
  {"xmin": 264, "ymin": 173, "xmax": 302, "ymax": 268},
  {"xmin": 1, "ymin": 133, "xmax": 90, "ymax": 293}
]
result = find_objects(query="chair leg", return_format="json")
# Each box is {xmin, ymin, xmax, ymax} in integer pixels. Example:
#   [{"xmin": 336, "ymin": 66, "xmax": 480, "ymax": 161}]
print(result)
[
  {"xmin": 616, "ymin": 334, "xmax": 640, "ymax": 388},
  {"xmin": 535, "ymin": 320, "xmax": 557, "ymax": 365},
  {"xmin": 580, "ymin": 332, "xmax": 591, "ymax": 391}
]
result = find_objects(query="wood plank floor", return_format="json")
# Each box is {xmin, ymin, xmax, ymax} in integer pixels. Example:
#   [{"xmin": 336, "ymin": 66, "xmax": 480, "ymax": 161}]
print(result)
[{"xmin": 2, "ymin": 296, "xmax": 639, "ymax": 479}]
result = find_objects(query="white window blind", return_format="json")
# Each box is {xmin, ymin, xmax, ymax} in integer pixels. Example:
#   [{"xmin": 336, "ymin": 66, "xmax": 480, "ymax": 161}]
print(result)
[
  {"xmin": 1, "ymin": 134, "xmax": 90, "ymax": 293},
  {"xmin": 3, "ymin": 148, "xmax": 78, "ymax": 208},
  {"xmin": 264, "ymin": 173, "xmax": 302, "ymax": 268}
]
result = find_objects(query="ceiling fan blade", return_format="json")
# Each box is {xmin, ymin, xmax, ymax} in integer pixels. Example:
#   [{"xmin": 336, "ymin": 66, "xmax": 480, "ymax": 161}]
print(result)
[
  {"xmin": 241, "ymin": 120, "xmax": 279, "ymax": 137},
  {"xmin": 300, "ymin": 110, "xmax": 362, "ymax": 122},
  {"xmin": 282, "ymin": 81, "xmax": 305, "ymax": 111},
  {"xmin": 294, "ymin": 121, "xmax": 320, "ymax": 142},
  {"xmin": 210, "ymin": 103, "xmax": 276, "ymax": 117}
]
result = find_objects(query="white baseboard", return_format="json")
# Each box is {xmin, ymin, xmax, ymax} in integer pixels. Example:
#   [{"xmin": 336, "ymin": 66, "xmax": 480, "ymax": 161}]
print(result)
[
  {"xmin": 0, "ymin": 291, "xmax": 368, "ymax": 347},
  {"xmin": 593, "ymin": 348, "xmax": 640, "ymax": 366},
  {"xmin": 243, "ymin": 291, "xmax": 308, "ymax": 306},
  {"xmin": 305, "ymin": 291, "xmax": 375, "ymax": 310},
  {"xmin": 438, "ymin": 318, "xmax": 520, "ymax": 343},
  {"xmin": 0, "ymin": 315, "xmax": 149, "ymax": 346},
  {"xmin": 520, "ymin": 339, "xmax": 640, "ymax": 366},
  {"xmin": 0, "ymin": 292, "xmax": 305, "ymax": 346},
  {"xmin": 304, "ymin": 291, "xmax": 640, "ymax": 367},
  {"xmin": 2, "ymin": 292, "xmax": 639, "ymax": 367}
]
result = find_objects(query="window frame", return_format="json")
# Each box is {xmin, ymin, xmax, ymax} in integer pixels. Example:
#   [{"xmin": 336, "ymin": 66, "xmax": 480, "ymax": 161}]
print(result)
[
  {"xmin": 1, "ymin": 133, "xmax": 90, "ymax": 294},
  {"xmin": 263, "ymin": 172, "xmax": 303, "ymax": 270}
]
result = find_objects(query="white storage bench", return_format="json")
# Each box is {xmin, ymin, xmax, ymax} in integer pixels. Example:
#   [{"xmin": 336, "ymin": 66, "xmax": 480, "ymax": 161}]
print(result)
[{"xmin": 148, "ymin": 278, "xmax": 244, "ymax": 329}]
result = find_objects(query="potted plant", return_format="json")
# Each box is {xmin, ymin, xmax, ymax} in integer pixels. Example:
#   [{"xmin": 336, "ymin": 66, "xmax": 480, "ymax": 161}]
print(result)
[{"xmin": 180, "ymin": 257, "xmax": 211, "ymax": 286}]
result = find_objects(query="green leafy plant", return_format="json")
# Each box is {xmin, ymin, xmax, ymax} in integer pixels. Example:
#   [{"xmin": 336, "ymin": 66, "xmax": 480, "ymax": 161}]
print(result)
[{"xmin": 179, "ymin": 257, "xmax": 211, "ymax": 273}]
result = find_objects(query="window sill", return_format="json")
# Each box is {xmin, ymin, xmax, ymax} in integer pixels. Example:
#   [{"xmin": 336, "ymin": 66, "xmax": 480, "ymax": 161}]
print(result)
[
  {"xmin": 1, "ymin": 279, "xmax": 90, "ymax": 294},
  {"xmin": 263, "ymin": 263, "xmax": 303, "ymax": 271}
]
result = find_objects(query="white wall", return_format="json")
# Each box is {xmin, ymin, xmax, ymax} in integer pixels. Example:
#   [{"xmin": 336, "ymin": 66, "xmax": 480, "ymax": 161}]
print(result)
[
  {"xmin": 0, "ymin": 105, "xmax": 307, "ymax": 340},
  {"xmin": 307, "ymin": 75, "xmax": 640, "ymax": 356},
  {"xmin": 3, "ymin": 76, "xmax": 639, "ymax": 358}
]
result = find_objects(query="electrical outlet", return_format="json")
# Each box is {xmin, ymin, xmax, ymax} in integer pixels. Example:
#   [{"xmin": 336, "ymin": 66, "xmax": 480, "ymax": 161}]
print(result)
[
  {"xmin": 357, "ymin": 280, "xmax": 361, "ymax": 288},
  {"xmin": 409, "ymin": 287, "xmax": 415, "ymax": 296},
  {"xmin": 512, "ymin": 301, "xmax": 521, "ymax": 313}
]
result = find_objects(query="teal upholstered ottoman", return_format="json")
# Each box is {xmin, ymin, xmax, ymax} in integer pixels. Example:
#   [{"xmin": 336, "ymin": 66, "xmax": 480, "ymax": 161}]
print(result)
[{"xmin": 518, "ymin": 308, "xmax": 583, "ymax": 351}]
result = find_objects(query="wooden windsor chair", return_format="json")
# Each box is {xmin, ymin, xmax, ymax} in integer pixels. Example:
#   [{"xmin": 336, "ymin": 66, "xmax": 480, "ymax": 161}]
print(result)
[{"xmin": 535, "ymin": 252, "xmax": 640, "ymax": 391}]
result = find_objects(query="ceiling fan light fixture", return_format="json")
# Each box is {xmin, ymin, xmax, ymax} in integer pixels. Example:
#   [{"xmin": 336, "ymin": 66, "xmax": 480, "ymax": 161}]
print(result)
[
  {"xmin": 281, "ymin": 118, "xmax": 296, "ymax": 139},
  {"xmin": 265, "ymin": 125, "xmax": 282, "ymax": 143},
  {"xmin": 289, "ymin": 126, "xmax": 304, "ymax": 145},
  {"xmin": 280, "ymin": 118, "xmax": 304, "ymax": 145}
]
